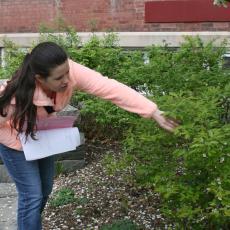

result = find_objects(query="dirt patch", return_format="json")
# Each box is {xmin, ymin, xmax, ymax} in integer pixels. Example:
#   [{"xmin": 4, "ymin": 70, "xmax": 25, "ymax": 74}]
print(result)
[{"xmin": 43, "ymin": 141, "xmax": 173, "ymax": 230}]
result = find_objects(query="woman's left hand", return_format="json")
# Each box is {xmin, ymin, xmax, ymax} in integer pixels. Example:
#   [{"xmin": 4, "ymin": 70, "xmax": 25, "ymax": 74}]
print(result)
[{"xmin": 152, "ymin": 109, "xmax": 179, "ymax": 132}]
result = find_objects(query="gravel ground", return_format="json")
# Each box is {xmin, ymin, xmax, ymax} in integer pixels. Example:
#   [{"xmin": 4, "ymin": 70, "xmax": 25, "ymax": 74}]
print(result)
[{"xmin": 42, "ymin": 142, "xmax": 173, "ymax": 230}]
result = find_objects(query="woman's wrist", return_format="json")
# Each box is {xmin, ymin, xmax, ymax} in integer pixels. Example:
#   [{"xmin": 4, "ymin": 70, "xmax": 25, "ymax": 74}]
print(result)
[{"xmin": 152, "ymin": 108, "xmax": 163, "ymax": 120}]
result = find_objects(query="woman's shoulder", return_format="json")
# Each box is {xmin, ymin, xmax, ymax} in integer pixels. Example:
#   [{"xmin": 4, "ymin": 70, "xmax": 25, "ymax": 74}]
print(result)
[{"xmin": 68, "ymin": 59, "xmax": 98, "ymax": 76}]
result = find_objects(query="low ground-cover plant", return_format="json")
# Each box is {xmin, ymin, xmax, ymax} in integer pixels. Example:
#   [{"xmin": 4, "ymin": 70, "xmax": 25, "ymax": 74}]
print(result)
[{"xmin": 49, "ymin": 187, "xmax": 76, "ymax": 207}]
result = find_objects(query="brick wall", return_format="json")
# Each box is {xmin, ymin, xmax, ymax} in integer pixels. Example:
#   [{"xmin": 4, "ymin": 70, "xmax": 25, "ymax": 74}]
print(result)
[
  {"xmin": 0, "ymin": 0, "xmax": 56, "ymax": 32},
  {"xmin": 0, "ymin": 0, "xmax": 230, "ymax": 33}
]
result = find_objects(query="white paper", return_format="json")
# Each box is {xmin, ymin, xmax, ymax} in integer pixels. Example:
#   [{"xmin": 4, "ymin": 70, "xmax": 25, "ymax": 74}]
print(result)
[{"xmin": 19, "ymin": 127, "xmax": 80, "ymax": 161}]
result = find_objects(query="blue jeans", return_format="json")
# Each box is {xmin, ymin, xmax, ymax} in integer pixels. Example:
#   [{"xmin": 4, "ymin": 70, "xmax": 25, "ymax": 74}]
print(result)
[{"xmin": 0, "ymin": 144, "xmax": 55, "ymax": 230}]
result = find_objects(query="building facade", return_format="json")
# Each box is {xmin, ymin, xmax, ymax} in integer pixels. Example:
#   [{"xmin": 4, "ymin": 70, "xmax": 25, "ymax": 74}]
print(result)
[{"xmin": 1, "ymin": 0, "xmax": 230, "ymax": 33}]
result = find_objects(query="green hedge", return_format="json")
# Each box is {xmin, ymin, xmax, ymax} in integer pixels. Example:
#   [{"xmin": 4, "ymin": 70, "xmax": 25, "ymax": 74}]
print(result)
[{"xmin": 1, "ymin": 31, "xmax": 229, "ymax": 228}]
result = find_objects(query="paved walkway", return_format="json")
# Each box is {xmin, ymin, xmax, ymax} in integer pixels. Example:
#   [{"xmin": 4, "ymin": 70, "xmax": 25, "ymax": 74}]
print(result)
[{"xmin": 0, "ymin": 183, "xmax": 17, "ymax": 230}]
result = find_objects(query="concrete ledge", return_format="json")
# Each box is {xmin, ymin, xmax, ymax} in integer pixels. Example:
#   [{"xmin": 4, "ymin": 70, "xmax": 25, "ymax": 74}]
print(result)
[
  {"xmin": 0, "ymin": 144, "xmax": 86, "ymax": 183},
  {"xmin": 55, "ymin": 160, "xmax": 85, "ymax": 174},
  {"xmin": 0, "ymin": 32, "xmax": 230, "ymax": 48},
  {"xmin": 0, "ymin": 165, "xmax": 13, "ymax": 183},
  {"xmin": 56, "ymin": 145, "xmax": 85, "ymax": 161}
]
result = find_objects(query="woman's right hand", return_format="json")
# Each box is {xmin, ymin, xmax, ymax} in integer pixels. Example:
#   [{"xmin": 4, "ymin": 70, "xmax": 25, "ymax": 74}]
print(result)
[{"xmin": 152, "ymin": 109, "xmax": 179, "ymax": 132}]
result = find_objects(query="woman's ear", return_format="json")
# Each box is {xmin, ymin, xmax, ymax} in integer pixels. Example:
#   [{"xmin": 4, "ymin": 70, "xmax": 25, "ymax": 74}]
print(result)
[{"xmin": 35, "ymin": 74, "xmax": 45, "ymax": 84}]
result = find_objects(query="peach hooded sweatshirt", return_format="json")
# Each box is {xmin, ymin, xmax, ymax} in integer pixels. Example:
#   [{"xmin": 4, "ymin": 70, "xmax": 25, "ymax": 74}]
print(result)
[{"xmin": 0, "ymin": 59, "xmax": 157, "ymax": 150}]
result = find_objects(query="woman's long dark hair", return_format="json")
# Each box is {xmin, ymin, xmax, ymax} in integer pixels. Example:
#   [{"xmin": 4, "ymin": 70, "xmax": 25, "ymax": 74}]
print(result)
[{"xmin": 0, "ymin": 42, "xmax": 68, "ymax": 139}]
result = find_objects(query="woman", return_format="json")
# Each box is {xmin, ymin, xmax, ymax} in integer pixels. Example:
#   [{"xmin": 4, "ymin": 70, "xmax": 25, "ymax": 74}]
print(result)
[{"xmin": 0, "ymin": 42, "xmax": 178, "ymax": 230}]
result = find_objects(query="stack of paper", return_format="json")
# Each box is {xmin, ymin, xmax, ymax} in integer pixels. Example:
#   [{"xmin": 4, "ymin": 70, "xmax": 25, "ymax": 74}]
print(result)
[{"xmin": 19, "ymin": 116, "xmax": 80, "ymax": 161}]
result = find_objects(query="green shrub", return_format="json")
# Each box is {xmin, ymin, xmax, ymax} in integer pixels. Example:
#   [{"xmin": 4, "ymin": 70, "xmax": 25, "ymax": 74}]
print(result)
[
  {"xmin": 121, "ymin": 87, "xmax": 230, "ymax": 228},
  {"xmin": 0, "ymin": 39, "xmax": 26, "ymax": 79}
]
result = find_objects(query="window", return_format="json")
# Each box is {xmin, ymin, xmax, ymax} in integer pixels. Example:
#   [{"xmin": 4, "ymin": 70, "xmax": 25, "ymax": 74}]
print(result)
[
  {"xmin": 223, "ymin": 52, "xmax": 230, "ymax": 68},
  {"xmin": 0, "ymin": 48, "xmax": 5, "ymax": 67}
]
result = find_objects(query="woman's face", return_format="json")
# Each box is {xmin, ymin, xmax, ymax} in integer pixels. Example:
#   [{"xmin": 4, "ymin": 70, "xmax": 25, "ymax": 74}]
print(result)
[{"xmin": 36, "ymin": 60, "xmax": 70, "ymax": 93}]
